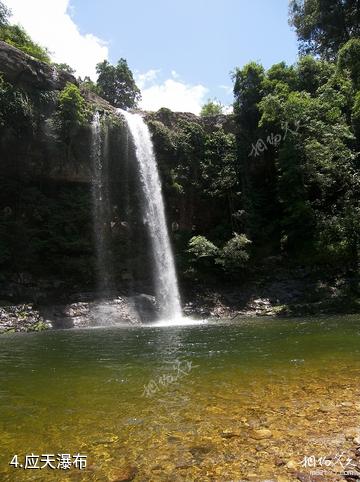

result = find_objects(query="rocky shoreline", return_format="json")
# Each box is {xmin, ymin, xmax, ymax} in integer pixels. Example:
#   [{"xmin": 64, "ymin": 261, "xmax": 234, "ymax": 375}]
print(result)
[
  {"xmin": 0, "ymin": 266, "xmax": 358, "ymax": 334},
  {"xmin": 0, "ymin": 288, "xmax": 359, "ymax": 335}
]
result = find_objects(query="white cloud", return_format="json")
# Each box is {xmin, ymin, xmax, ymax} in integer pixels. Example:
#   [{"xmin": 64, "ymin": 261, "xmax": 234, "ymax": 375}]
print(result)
[
  {"xmin": 137, "ymin": 69, "xmax": 208, "ymax": 114},
  {"xmin": 5, "ymin": 0, "xmax": 108, "ymax": 79},
  {"xmin": 223, "ymin": 104, "xmax": 234, "ymax": 114},
  {"xmin": 136, "ymin": 69, "xmax": 160, "ymax": 90},
  {"xmin": 219, "ymin": 84, "xmax": 233, "ymax": 95}
]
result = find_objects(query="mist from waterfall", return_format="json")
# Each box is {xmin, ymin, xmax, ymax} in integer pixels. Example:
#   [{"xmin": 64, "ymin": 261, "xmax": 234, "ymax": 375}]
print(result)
[{"xmin": 120, "ymin": 110, "xmax": 182, "ymax": 320}]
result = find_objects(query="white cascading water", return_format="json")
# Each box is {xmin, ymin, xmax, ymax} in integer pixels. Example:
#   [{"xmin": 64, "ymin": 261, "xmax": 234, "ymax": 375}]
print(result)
[{"xmin": 120, "ymin": 110, "xmax": 182, "ymax": 320}]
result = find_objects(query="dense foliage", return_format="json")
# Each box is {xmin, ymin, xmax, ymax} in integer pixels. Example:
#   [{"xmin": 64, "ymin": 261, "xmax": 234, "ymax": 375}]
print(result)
[
  {"xmin": 55, "ymin": 83, "xmax": 88, "ymax": 137},
  {"xmin": 289, "ymin": 0, "xmax": 360, "ymax": 59},
  {"xmin": 96, "ymin": 59, "xmax": 141, "ymax": 109},
  {"xmin": 0, "ymin": 21, "xmax": 50, "ymax": 63},
  {"xmin": 200, "ymin": 99, "xmax": 224, "ymax": 116},
  {"xmin": 231, "ymin": 31, "xmax": 360, "ymax": 274}
]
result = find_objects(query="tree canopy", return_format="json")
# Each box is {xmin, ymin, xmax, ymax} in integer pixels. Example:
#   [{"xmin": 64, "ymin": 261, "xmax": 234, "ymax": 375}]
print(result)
[
  {"xmin": 200, "ymin": 99, "xmax": 224, "ymax": 116},
  {"xmin": 96, "ymin": 59, "xmax": 141, "ymax": 109},
  {"xmin": 0, "ymin": 7, "xmax": 51, "ymax": 63},
  {"xmin": 289, "ymin": 0, "xmax": 360, "ymax": 59}
]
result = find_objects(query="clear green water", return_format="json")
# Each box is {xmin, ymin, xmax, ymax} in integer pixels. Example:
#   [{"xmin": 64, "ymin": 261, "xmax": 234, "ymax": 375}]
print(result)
[{"xmin": 0, "ymin": 316, "xmax": 360, "ymax": 481}]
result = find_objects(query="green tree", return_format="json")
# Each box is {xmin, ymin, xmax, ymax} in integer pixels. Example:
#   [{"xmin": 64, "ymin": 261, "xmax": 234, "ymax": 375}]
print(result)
[
  {"xmin": 80, "ymin": 76, "xmax": 101, "ymax": 95},
  {"xmin": 188, "ymin": 235, "xmax": 219, "ymax": 273},
  {"xmin": 233, "ymin": 62, "xmax": 279, "ymax": 244},
  {"xmin": 297, "ymin": 55, "xmax": 335, "ymax": 94},
  {"xmin": 200, "ymin": 99, "xmax": 223, "ymax": 116},
  {"xmin": 173, "ymin": 120, "xmax": 206, "ymax": 191},
  {"xmin": 55, "ymin": 83, "xmax": 88, "ymax": 157},
  {"xmin": 233, "ymin": 62, "xmax": 265, "ymax": 127},
  {"xmin": 188, "ymin": 235, "xmax": 219, "ymax": 259},
  {"xmin": 96, "ymin": 59, "xmax": 141, "ymax": 109},
  {"xmin": 338, "ymin": 38, "xmax": 360, "ymax": 89},
  {"xmin": 351, "ymin": 90, "xmax": 360, "ymax": 143},
  {"xmin": 263, "ymin": 62, "xmax": 298, "ymax": 94},
  {"xmin": 216, "ymin": 233, "xmax": 252, "ymax": 271},
  {"xmin": 53, "ymin": 63, "xmax": 75, "ymax": 75},
  {"xmin": 289, "ymin": 0, "xmax": 360, "ymax": 59},
  {"xmin": 201, "ymin": 129, "xmax": 237, "ymax": 198},
  {"xmin": 0, "ymin": 24, "xmax": 50, "ymax": 63},
  {"xmin": 258, "ymin": 66, "xmax": 357, "ymax": 260}
]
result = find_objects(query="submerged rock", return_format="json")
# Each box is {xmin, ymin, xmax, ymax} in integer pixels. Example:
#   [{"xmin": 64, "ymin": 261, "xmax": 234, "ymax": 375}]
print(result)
[
  {"xmin": 110, "ymin": 465, "xmax": 138, "ymax": 482},
  {"xmin": 251, "ymin": 428, "xmax": 273, "ymax": 440},
  {"xmin": 220, "ymin": 430, "xmax": 241, "ymax": 439},
  {"xmin": 189, "ymin": 444, "xmax": 213, "ymax": 461}
]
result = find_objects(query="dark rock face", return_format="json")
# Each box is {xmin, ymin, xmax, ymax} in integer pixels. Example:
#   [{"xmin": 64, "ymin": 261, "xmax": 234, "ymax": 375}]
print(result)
[
  {"xmin": 0, "ymin": 41, "xmax": 237, "ymax": 308},
  {"xmin": 0, "ymin": 40, "xmax": 77, "ymax": 91}
]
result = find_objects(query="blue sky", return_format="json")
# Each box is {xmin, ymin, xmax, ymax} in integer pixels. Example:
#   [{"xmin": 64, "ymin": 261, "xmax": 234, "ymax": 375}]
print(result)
[{"xmin": 6, "ymin": 0, "xmax": 298, "ymax": 113}]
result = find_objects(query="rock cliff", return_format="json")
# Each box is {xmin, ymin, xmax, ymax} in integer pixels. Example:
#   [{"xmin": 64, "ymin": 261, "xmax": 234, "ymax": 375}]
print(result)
[
  {"xmin": 0, "ymin": 40, "xmax": 235, "ymax": 300},
  {"xmin": 0, "ymin": 40, "xmax": 77, "ymax": 91}
]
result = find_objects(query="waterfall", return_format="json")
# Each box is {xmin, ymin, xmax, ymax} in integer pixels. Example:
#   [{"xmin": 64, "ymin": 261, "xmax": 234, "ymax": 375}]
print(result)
[
  {"xmin": 91, "ymin": 112, "xmax": 112, "ymax": 294},
  {"xmin": 120, "ymin": 110, "xmax": 182, "ymax": 320}
]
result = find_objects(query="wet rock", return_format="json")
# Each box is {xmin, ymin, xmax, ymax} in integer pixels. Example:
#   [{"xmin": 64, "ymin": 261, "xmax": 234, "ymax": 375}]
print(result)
[
  {"xmin": 248, "ymin": 418, "xmax": 261, "ymax": 429},
  {"xmin": 318, "ymin": 403, "xmax": 335, "ymax": 413},
  {"xmin": 220, "ymin": 430, "xmax": 241, "ymax": 439},
  {"xmin": 189, "ymin": 444, "xmax": 213, "ymax": 460},
  {"xmin": 110, "ymin": 465, "xmax": 138, "ymax": 482},
  {"xmin": 175, "ymin": 460, "xmax": 194, "ymax": 469},
  {"xmin": 274, "ymin": 456, "xmax": 285, "ymax": 466},
  {"xmin": 167, "ymin": 435, "xmax": 181, "ymax": 443},
  {"xmin": 0, "ymin": 303, "xmax": 51, "ymax": 333},
  {"xmin": 251, "ymin": 428, "xmax": 273, "ymax": 440}
]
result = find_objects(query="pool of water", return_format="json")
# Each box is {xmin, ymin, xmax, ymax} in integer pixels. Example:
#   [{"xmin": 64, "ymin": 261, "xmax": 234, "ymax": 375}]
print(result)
[{"xmin": 0, "ymin": 315, "xmax": 360, "ymax": 481}]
